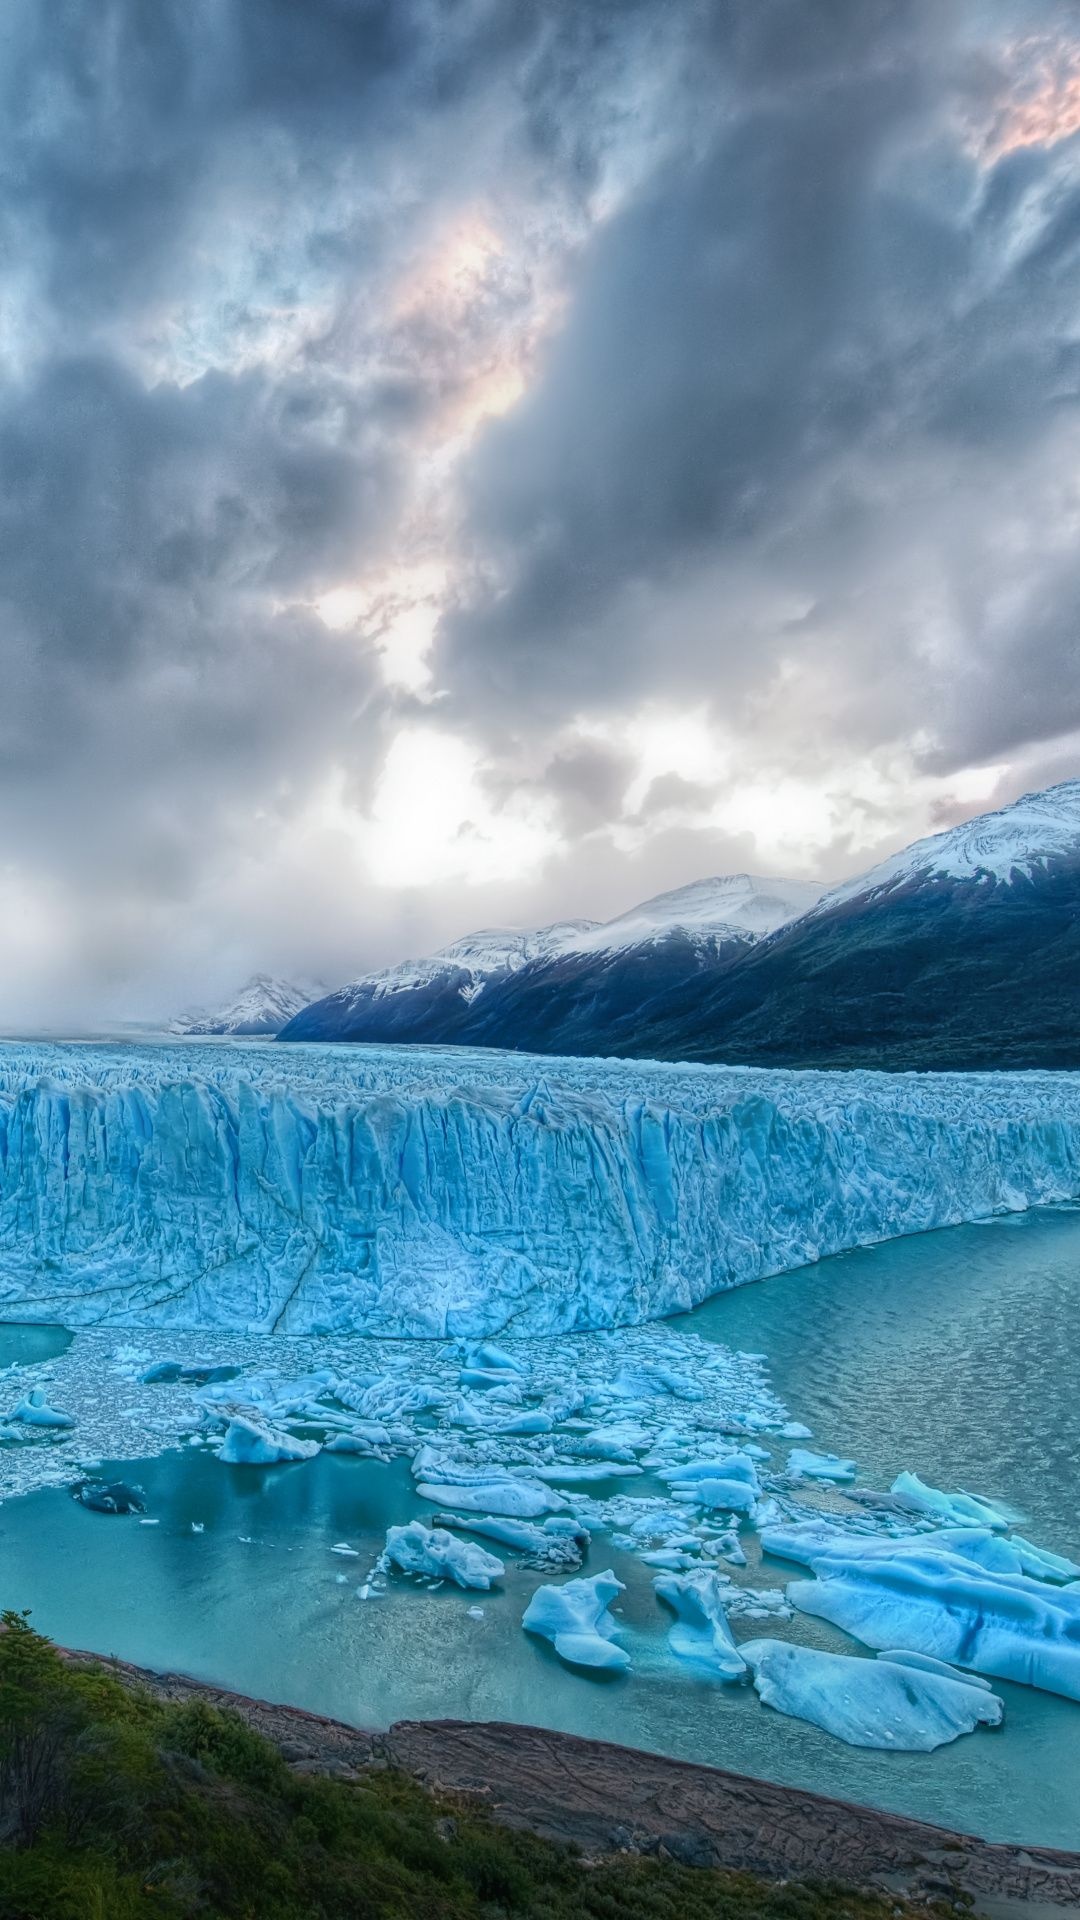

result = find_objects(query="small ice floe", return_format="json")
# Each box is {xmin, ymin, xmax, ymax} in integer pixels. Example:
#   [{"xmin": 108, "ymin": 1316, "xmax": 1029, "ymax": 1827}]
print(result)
[
  {"xmin": 522, "ymin": 1570, "xmax": 630, "ymax": 1671},
  {"xmin": 653, "ymin": 1569, "xmax": 746, "ymax": 1680},
  {"xmin": 218, "ymin": 1415, "xmax": 320, "ymax": 1466},
  {"xmin": 466, "ymin": 1605, "xmax": 485, "ymax": 1620},
  {"xmin": 330, "ymin": 1542, "xmax": 360, "ymax": 1557},
  {"xmin": 191, "ymin": 1522, "xmax": 204, "ymax": 1533},
  {"xmin": 415, "ymin": 1467, "xmax": 566, "ymax": 1518},
  {"xmin": 740, "ymin": 1639, "xmax": 1003, "ymax": 1750},
  {"xmin": 382, "ymin": 1520, "xmax": 505, "ymax": 1591},
  {"xmin": 139, "ymin": 1518, "xmax": 160, "ymax": 1526},
  {"xmin": 891, "ymin": 1471, "xmax": 1008, "ymax": 1530},
  {"xmin": 432, "ymin": 1511, "xmax": 588, "ymax": 1570},
  {"xmin": 10, "ymin": 1389, "xmax": 76, "ymax": 1430},
  {"xmin": 723, "ymin": 1585, "xmax": 792, "ymax": 1621},
  {"xmin": 71, "ymin": 1479, "xmax": 146, "ymax": 1515},
  {"xmin": 661, "ymin": 1453, "xmax": 760, "ymax": 1513},
  {"xmin": 767, "ymin": 1523, "xmax": 1080, "ymax": 1700},
  {"xmin": 787, "ymin": 1448, "xmax": 856, "ymax": 1483},
  {"xmin": 531, "ymin": 1461, "xmax": 642, "ymax": 1484}
]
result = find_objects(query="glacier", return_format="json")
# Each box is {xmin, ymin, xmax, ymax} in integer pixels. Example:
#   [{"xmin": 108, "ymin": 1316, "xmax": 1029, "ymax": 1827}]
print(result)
[{"xmin": 0, "ymin": 1040, "xmax": 1079, "ymax": 1337}]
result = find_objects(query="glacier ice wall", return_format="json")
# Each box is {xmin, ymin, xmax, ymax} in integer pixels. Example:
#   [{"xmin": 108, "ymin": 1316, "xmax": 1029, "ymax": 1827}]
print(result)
[{"xmin": 0, "ymin": 1040, "xmax": 1078, "ymax": 1337}]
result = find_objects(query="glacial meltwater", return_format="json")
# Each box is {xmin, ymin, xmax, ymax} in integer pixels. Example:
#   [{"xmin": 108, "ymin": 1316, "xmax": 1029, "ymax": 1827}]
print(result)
[{"xmin": 1, "ymin": 1205, "xmax": 1079, "ymax": 1847}]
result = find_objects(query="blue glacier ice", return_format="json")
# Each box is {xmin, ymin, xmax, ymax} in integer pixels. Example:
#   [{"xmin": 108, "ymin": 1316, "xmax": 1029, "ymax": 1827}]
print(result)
[
  {"xmin": 763, "ymin": 1526, "xmax": 1080, "ymax": 1701},
  {"xmin": 0, "ymin": 1040, "xmax": 1078, "ymax": 1336},
  {"xmin": 522, "ymin": 1569, "xmax": 630, "ymax": 1670},
  {"xmin": 740, "ymin": 1639, "xmax": 1004, "ymax": 1750}
]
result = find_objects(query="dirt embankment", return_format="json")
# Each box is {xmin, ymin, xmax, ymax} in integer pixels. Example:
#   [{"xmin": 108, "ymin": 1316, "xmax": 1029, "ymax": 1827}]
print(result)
[{"xmin": 66, "ymin": 1651, "xmax": 1080, "ymax": 1918}]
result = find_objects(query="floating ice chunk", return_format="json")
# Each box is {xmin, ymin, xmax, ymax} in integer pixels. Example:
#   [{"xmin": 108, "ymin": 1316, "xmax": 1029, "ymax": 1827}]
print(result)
[
  {"xmin": 876, "ymin": 1648, "xmax": 994, "ymax": 1690},
  {"xmin": 787, "ymin": 1540, "xmax": 1080, "ymax": 1700},
  {"xmin": 672, "ymin": 1476, "xmax": 757, "ymax": 1514},
  {"xmin": 663, "ymin": 1451, "xmax": 760, "ymax": 1514},
  {"xmin": 653, "ymin": 1570, "xmax": 745, "ymax": 1679},
  {"xmin": 723, "ymin": 1585, "xmax": 792, "ymax": 1621},
  {"xmin": 330, "ymin": 1542, "xmax": 360, "ymax": 1557},
  {"xmin": 383, "ymin": 1521, "xmax": 504, "ymax": 1591},
  {"xmin": 531, "ymin": 1461, "xmax": 642, "ymax": 1483},
  {"xmin": 417, "ymin": 1480, "xmax": 563, "ymax": 1519},
  {"xmin": 741, "ymin": 1639, "xmax": 1003, "ymax": 1750},
  {"xmin": 523, "ymin": 1570, "xmax": 630, "ymax": 1670},
  {"xmin": 788, "ymin": 1448, "xmax": 856, "ymax": 1483},
  {"xmin": 891, "ymin": 1471, "xmax": 1008, "ymax": 1530},
  {"xmin": 469, "ymin": 1343, "xmax": 524, "ymax": 1374},
  {"xmin": 218, "ymin": 1415, "xmax": 320, "ymax": 1466},
  {"xmin": 1009, "ymin": 1535, "xmax": 1080, "ymax": 1584},
  {"xmin": 11, "ymin": 1389, "xmax": 75, "ymax": 1430},
  {"xmin": 72, "ymin": 1479, "xmax": 145, "ymax": 1515},
  {"xmin": 641, "ymin": 1549, "xmax": 698, "ymax": 1571},
  {"xmin": 493, "ymin": 1410, "xmax": 554, "ymax": 1435},
  {"xmin": 466, "ymin": 1605, "xmax": 485, "ymax": 1620},
  {"xmin": 781, "ymin": 1422, "xmax": 813, "ymax": 1439},
  {"xmin": 660, "ymin": 1454, "xmax": 759, "ymax": 1487},
  {"xmin": 431, "ymin": 1512, "xmax": 588, "ymax": 1566}
]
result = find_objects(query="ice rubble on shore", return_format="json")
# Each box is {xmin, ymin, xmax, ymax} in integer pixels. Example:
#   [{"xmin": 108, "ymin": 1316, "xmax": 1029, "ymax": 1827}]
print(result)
[
  {"xmin": 741, "ymin": 1640, "xmax": 1004, "ymax": 1750},
  {"xmin": 0, "ymin": 1040, "xmax": 1079, "ymax": 1335}
]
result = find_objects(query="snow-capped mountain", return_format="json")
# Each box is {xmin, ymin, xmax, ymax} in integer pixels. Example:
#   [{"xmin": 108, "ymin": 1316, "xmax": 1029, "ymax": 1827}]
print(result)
[
  {"xmin": 281, "ymin": 781, "xmax": 1080, "ymax": 1067},
  {"xmin": 629, "ymin": 779, "xmax": 1080, "ymax": 1071},
  {"xmin": 279, "ymin": 874, "xmax": 822, "ymax": 1048},
  {"xmin": 814, "ymin": 779, "xmax": 1080, "ymax": 910},
  {"xmin": 172, "ymin": 974, "xmax": 323, "ymax": 1038},
  {"xmin": 573, "ymin": 873, "xmax": 824, "ymax": 953}
]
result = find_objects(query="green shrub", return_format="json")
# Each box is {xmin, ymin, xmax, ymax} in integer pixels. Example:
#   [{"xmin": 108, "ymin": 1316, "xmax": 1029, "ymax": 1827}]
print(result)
[{"xmin": 0, "ymin": 1615, "xmax": 956, "ymax": 1920}]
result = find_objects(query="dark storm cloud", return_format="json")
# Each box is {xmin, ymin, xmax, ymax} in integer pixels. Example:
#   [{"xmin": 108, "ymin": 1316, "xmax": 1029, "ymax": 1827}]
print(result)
[{"xmin": 441, "ymin": 0, "xmax": 1080, "ymax": 767}]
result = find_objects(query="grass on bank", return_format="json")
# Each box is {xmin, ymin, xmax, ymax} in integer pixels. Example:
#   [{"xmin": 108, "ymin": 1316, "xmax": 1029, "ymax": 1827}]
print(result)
[{"xmin": 0, "ymin": 1611, "xmax": 960, "ymax": 1920}]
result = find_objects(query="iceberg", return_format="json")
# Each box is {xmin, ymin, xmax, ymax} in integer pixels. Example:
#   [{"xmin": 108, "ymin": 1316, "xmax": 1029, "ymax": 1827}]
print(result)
[
  {"xmin": 787, "ymin": 1448, "xmax": 856, "ymax": 1483},
  {"xmin": 217, "ymin": 1415, "xmax": 321, "ymax": 1466},
  {"xmin": 653, "ymin": 1569, "xmax": 746, "ymax": 1679},
  {"xmin": 890, "ymin": 1471, "xmax": 1009, "ymax": 1530},
  {"xmin": 0, "ymin": 1040, "xmax": 1078, "ymax": 1336},
  {"xmin": 740, "ymin": 1639, "xmax": 1003, "ymax": 1750},
  {"xmin": 522, "ymin": 1570, "xmax": 630, "ymax": 1670},
  {"xmin": 382, "ymin": 1521, "xmax": 504, "ymax": 1590},
  {"xmin": 782, "ymin": 1536, "xmax": 1080, "ymax": 1700},
  {"xmin": 9, "ymin": 1388, "xmax": 75, "ymax": 1430}
]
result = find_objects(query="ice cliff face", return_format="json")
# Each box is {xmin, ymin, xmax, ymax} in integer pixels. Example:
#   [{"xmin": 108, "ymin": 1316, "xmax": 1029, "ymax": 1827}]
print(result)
[{"xmin": 0, "ymin": 1041, "xmax": 1078, "ymax": 1338}]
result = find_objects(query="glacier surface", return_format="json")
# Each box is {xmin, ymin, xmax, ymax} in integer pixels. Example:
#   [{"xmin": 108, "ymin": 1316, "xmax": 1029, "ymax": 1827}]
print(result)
[{"xmin": 0, "ymin": 1041, "xmax": 1079, "ymax": 1337}]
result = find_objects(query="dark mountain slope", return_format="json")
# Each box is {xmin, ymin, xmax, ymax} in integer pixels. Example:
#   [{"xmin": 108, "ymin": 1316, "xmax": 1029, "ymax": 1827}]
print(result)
[{"xmin": 631, "ymin": 857, "xmax": 1080, "ymax": 1072}]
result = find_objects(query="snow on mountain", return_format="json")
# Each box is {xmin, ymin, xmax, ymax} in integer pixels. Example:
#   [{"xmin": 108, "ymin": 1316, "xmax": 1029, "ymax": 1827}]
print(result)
[
  {"xmin": 1, "ymin": 1039, "xmax": 1077, "ymax": 1335},
  {"xmin": 367, "ymin": 920, "xmax": 600, "ymax": 1002},
  {"xmin": 571, "ymin": 873, "xmax": 825, "ymax": 954},
  {"xmin": 816, "ymin": 780, "xmax": 1080, "ymax": 913},
  {"xmin": 337, "ymin": 874, "xmax": 819, "ymax": 1004},
  {"xmin": 172, "ymin": 974, "xmax": 323, "ymax": 1037}
]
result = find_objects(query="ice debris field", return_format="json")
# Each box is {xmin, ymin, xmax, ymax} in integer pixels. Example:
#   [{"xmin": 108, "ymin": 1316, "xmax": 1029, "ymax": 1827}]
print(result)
[
  {"xmin": 4, "ymin": 1302, "xmax": 1080, "ymax": 1759},
  {"xmin": 1, "ymin": 1040, "xmax": 1079, "ymax": 1336},
  {"xmin": 2, "ymin": 1039, "xmax": 1080, "ymax": 1764}
]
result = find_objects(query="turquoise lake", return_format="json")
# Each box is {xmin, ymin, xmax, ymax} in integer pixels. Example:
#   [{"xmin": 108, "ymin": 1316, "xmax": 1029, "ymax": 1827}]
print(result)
[{"xmin": 2, "ymin": 1206, "xmax": 1079, "ymax": 1849}]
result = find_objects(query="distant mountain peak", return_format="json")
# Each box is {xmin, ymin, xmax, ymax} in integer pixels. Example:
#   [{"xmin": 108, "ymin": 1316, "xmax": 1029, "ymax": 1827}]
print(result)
[
  {"xmin": 172, "ymin": 974, "xmax": 323, "ymax": 1038},
  {"xmin": 816, "ymin": 779, "xmax": 1080, "ymax": 914}
]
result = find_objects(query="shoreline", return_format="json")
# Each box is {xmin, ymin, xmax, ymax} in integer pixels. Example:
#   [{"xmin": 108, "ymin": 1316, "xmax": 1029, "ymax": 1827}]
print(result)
[{"xmin": 61, "ymin": 1647, "xmax": 1080, "ymax": 1917}]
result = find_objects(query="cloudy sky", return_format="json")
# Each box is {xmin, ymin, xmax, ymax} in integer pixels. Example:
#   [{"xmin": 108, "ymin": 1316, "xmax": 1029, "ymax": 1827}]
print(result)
[{"xmin": 3, "ymin": 0, "xmax": 1080, "ymax": 1026}]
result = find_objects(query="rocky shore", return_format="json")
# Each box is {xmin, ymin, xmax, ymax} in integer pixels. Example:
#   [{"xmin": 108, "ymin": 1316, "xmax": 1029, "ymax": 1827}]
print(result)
[{"xmin": 66, "ymin": 1649, "xmax": 1080, "ymax": 1917}]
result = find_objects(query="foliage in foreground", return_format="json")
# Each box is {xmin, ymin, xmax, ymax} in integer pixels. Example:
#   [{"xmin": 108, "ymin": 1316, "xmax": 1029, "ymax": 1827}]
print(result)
[{"xmin": 0, "ymin": 1612, "xmax": 956, "ymax": 1920}]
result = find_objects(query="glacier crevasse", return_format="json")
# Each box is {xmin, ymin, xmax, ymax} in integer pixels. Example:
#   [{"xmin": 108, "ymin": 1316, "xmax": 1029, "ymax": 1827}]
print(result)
[{"xmin": 0, "ymin": 1040, "xmax": 1078, "ymax": 1337}]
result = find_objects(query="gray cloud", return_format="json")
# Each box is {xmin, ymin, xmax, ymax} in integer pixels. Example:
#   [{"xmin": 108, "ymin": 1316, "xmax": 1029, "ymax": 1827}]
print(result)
[{"xmin": 3, "ymin": 0, "xmax": 1080, "ymax": 1026}]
